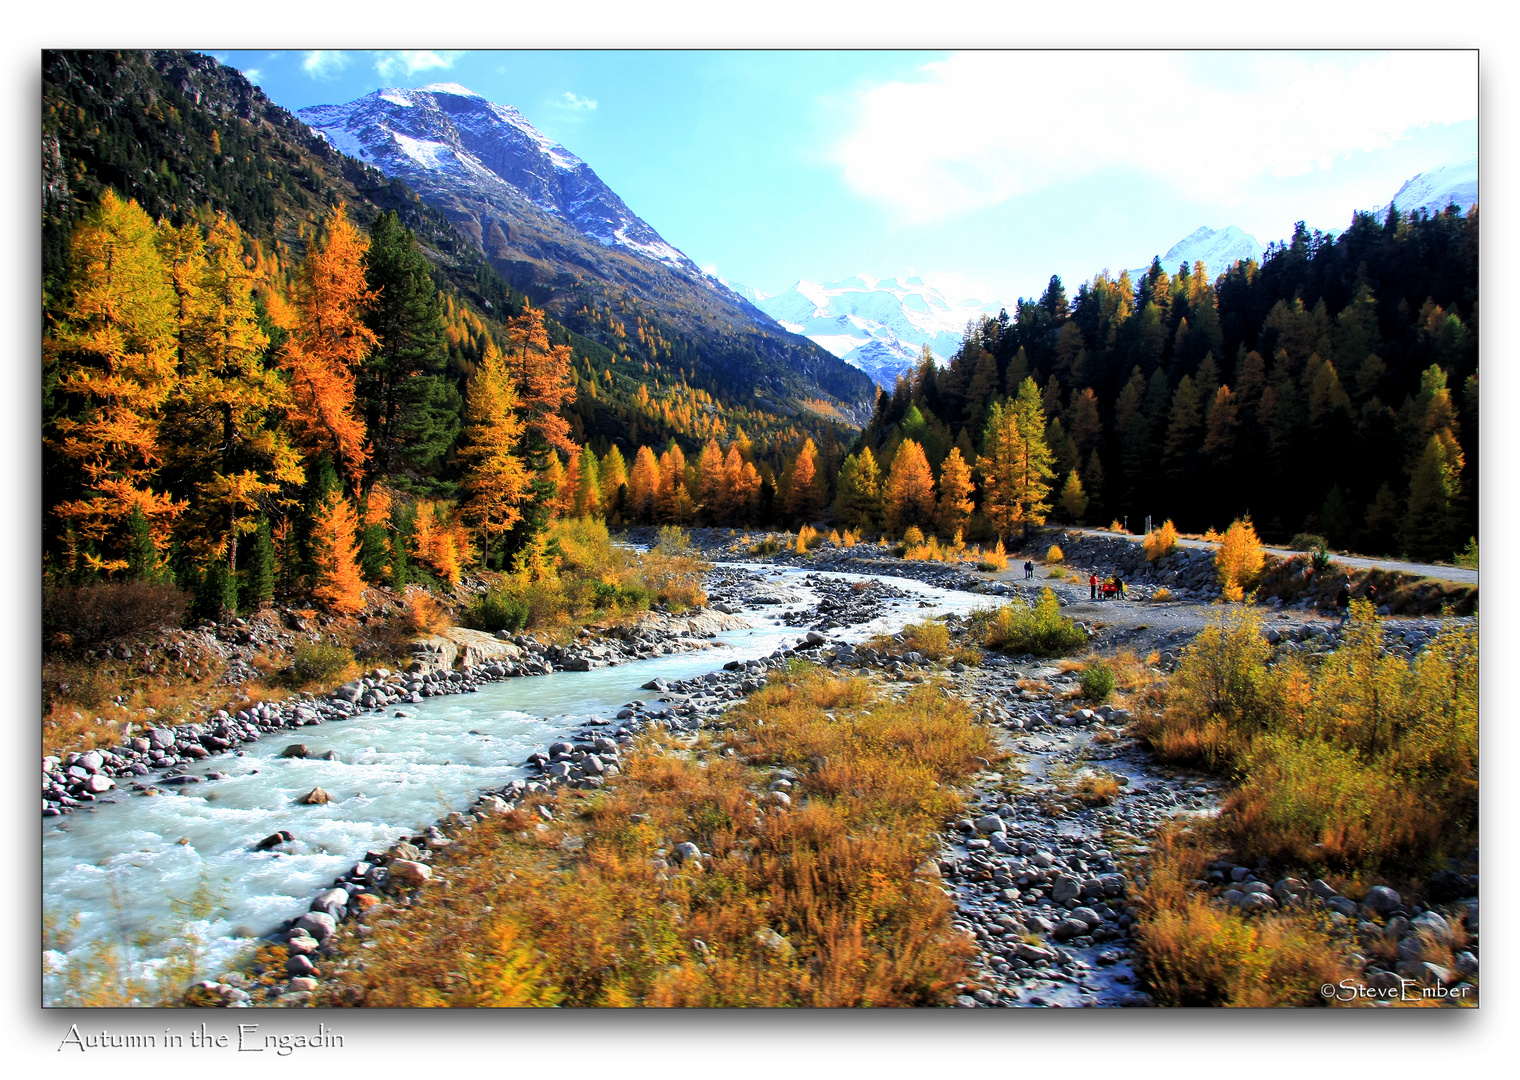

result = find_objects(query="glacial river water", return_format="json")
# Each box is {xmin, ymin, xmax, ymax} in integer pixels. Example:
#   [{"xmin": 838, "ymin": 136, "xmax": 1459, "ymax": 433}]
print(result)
[{"xmin": 42, "ymin": 564, "xmax": 989, "ymax": 1003}]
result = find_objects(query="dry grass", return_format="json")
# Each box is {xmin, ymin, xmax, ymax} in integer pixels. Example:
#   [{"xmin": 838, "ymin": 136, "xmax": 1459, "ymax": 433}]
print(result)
[
  {"xmin": 1132, "ymin": 827, "xmax": 1359, "ymax": 1007},
  {"xmin": 866, "ymin": 620, "xmax": 979, "ymax": 666},
  {"xmin": 319, "ymin": 670, "xmax": 998, "ymax": 1007}
]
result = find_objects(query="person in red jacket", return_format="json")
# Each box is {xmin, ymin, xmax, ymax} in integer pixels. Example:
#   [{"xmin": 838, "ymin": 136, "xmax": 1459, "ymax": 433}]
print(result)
[{"xmin": 1090, "ymin": 573, "xmax": 1099, "ymax": 600}]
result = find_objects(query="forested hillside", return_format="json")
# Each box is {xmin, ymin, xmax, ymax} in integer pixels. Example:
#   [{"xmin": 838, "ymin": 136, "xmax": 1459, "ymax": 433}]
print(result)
[
  {"xmin": 42, "ymin": 50, "xmax": 861, "ymax": 600},
  {"xmin": 850, "ymin": 209, "xmax": 1477, "ymax": 560}
]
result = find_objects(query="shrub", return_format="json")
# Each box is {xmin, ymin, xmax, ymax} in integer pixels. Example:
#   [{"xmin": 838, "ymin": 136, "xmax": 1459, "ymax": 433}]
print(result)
[
  {"xmin": 1216, "ymin": 517, "xmax": 1266, "ymax": 602},
  {"xmin": 1152, "ymin": 587, "xmax": 1172, "ymax": 602},
  {"xmin": 980, "ymin": 588, "xmax": 1088, "ymax": 656},
  {"xmin": 399, "ymin": 588, "xmax": 449, "ymax": 634},
  {"xmin": 977, "ymin": 539, "xmax": 1008, "ymax": 572},
  {"xmin": 1289, "ymin": 533, "xmax": 1328, "ymax": 553},
  {"xmin": 750, "ymin": 535, "xmax": 784, "ymax": 557},
  {"xmin": 1080, "ymin": 662, "xmax": 1117, "ymax": 702},
  {"xmin": 43, "ymin": 581, "xmax": 189, "ymax": 649},
  {"xmin": 290, "ymin": 641, "xmax": 355, "ymax": 687},
  {"xmin": 795, "ymin": 525, "xmax": 824, "ymax": 554},
  {"xmin": 1108, "ymin": 520, "xmax": 1126, "ymax": 534},
  {"xmin": 1455, "ymin": 537, "xmax": 1477, "ymax": 568},
  {"xmin": 1045, "ymin": 544, "xmax": 1064, "ymax": 563},
  {"xmin": 903, "ymin": 524, "xmax": 926, "ymax": 547},
  {"xmin": 463, "ymin": 589, "xmax": 530, "ymax": 635},
  {"xmin": 654, "ymin": 525, "xmax": 693, "ymax": 556},
  {"xmin": 1144, "ymin": 520, "xmax": 1179, "ymax": 561}
]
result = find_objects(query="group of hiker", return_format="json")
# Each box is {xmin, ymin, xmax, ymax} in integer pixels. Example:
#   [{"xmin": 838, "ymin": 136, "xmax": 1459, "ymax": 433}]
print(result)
[{"xmin": 1088, "ymin": 572, "xmax": 1127, "ymax": 601}]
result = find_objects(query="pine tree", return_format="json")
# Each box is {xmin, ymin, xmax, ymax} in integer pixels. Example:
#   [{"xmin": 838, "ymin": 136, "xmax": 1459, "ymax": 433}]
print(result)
[
  {"xmin": 359, "ymin": 211, "xmax": 458, "ymax": 481},
  {"xmin": 543, "ymin": 453, "xmax": 567, "ymax": 519},
  {"xmin": 457, "ymin": 342, "xmax": 530, "ymax": 553},
  {"xmin": 883, "ymin": 439, "xmax": 937, "ymax": 537},
  {"xmin": 1401, "ymin": 435, "xmax": 1457, "ymax": 561},
  {"xmin": 358, "ymin": 486, "xmax": 393, "ymax": 582},
  {"xmin": 600, "ymin": 445, "xmax": 630, "ymax": 524},
  {"xmin": 1083, "ymin": 449, "xmax": 1107, "ymax": 524},
  {"xmin": 124, "ymin": 505, "xmax": 168, "ymax": 583},
  {"xmin": 310, "ymin": 488, "xmax": 366, "ymax": 614},
  {"xmin": 936, "ymin": 447, "xmax": 975, "ymax": 538},
  {"xmin": 240, "ymin": 517, "xmax": 276, "ymax": 610}
]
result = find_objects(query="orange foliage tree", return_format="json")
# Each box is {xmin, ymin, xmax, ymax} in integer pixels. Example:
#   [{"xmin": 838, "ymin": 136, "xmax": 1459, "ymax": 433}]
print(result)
[
  {"xmin": 282, "ymin": 204, "xmax": 376, "ymax": 484},
  {"xmin": 884, "ymin": 439, "xmax": 937, "ymax": 537},
  {"xmin": 310, "ymin": 488, "xmax": 366, "ymax": 614},
  {"xmin": 628, "ymin": 445, "xmax": 660, "ymax": 523},
  {"xmin": 936, "ymin": 447, "xmax": 975, "ymax": 538},
  {"xmin": 784, "ymin": 437, "xmax": 824, "ymax": 523},
  {"xmin": 1216, "ymin": 516, "xmax": 1265, "ymax": 602}
]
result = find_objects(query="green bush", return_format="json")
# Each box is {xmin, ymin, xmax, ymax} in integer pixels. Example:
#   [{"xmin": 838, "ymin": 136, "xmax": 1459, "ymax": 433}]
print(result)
[
  {"xmin": 463, "ymin": 589, "xmax": 530, "ymax": 635},
  {"xmin": 980, "ymin": 588, "xmax": 1089, "ymax": 657},
  {"xmin": 1080, "ymin": 663, "xmax": 1117, "ymax": 702},
  {"xmin": 1288, "ymin": 533, "xmax": 1328, "ymax": 553},
  {"xmin": 291, "ymin": 641, "xmax": 355, "ymax": 686},
  {"xmin": 654, "ymin": 525, "xmax": 693, "ymax": 556}
]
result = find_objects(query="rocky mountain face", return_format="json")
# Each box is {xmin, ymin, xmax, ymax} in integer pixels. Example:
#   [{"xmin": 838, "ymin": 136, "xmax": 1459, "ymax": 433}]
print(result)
[
  {"xmin": 1374, "ymin": 154, "xmax": 1478, "ymax": 219},
  {"xmin": 299, "ymin": 84, "xmax": 874, "ymax": 415},
  {"xmin": 1133, "ymin": 226, "xmax": 1265, "ymax": 279}
]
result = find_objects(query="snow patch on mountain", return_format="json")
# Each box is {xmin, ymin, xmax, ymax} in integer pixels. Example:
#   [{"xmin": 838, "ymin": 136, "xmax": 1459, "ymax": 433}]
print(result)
[
  {"xmin": 298, "ymin": 85, "xmax": 696, "ymax": 275},
  {"xmin": 1133, "ymin": 226, "xmax": 1264, "ymax": 279},
  {"xmin": 747, "ymin": 275, "xmax": 1002, "ymax": 388},
  {"xmin": 1373, "ymin": 154, "xmax": 1477, "ymax": 219}
]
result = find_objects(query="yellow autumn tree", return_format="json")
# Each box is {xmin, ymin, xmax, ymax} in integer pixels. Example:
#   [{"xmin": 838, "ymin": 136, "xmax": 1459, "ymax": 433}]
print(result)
[
  {"xmin": 784, "ymin": 437, "xmax": 824, "ymax": 523},
  {"xmin": 628, "ymin": 445, "xmax": 660, "ymax": 523},
  {"xmin": 936, "ymin": 447, "xmax": 975, "ymax": 538},
  {"xmin": 46, "ymin": 190, "xmax": 181, "ymax": 572},
  {"xmin": 883, "ymin": 438, "xmax": 937, "ymax": 537},
  {"xmin": 1216, "ymin": 516, "xmax": 1265, "ymax": 602},
  {"xmin": 1145, "ymin": 518, "xmax": 1180, "ymax": 562},
  {"xmin": 282, "ymin": 204, "xmax": 376, "ymax": 483},
  {"xmin": 458, "ymin": 342, "xmax": 530, "ymax": 550},
  {"xmin": 572, "ymin": 445, "xmax": 603, "ymax": 519},
  {"xmin": 310, "ymin": 488, "xmax": 366, "ymax": 614}
]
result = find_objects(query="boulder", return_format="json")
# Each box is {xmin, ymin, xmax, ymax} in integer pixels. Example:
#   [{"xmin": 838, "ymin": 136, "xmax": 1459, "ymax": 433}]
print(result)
[
  {"xmin": 298, "ymin": 787, "xmax": 331, "ymax": 805},
  {"xmin": 256, "ymin": 830, "xmax": 293, "ymax": 851},
  {"xmin": 280, "ymin": 744, "xmax": 310, "ymax": 758},
  {"xmin": 1362, "ymin": 885, "xmax": 1402, "ymax": 915},
  {"xmin": 973, "ymin": 814, "xmax": 1006, "ymax": 834},
  {"xmin": 293, "ymin": 911, "xmax": 337, "ymax": 943},
  {"xmin": 389, "ymin": 859, "xmax": 432, "ymax": 886}
]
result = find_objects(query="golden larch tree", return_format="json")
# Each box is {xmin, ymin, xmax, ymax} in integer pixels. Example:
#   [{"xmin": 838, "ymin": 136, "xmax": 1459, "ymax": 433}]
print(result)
[
  {"xmin": 458, "ymin": 342, "xmax": 531, "ymax": 547},
  {"xmin": 310, "ymin": 488, "xmax": 366, "ymax": 614},
  {"xmin": 47, "ymin": 190, "xmax": 181, "ymax": 572},
  {"xmin": 936, "ymin": 446, "xmax": 975, "ymax": 538},
  {"xmin": 1216, "ymin": 516, "xmax": 1265, "ymax": 602},
  {"xmin": 282, "ymin": 204, "xmax": 376, "ymax": 483},
  {"xmin": 884, "ymin": 439, "xmax": 937, "ymax": 537},
  {"xmin": 628, "ymin": 445, "xmax": 660, "ymax": 522}
]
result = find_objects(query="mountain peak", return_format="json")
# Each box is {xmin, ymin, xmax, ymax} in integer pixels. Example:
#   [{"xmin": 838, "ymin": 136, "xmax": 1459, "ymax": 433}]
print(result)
[
  {"xmin": 416, "ymin": 81, "xmax": 482, "ymax": 98},
  {"xmin": 1374, "ymin": 153, "xmax": 1477, "ymax": 219}
]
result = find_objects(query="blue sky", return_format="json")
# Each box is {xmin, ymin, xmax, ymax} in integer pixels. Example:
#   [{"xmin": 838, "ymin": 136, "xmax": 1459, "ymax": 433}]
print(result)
[{"xmin": 220, "ymin": 49, "xmax": 1477, "ymax": 309}]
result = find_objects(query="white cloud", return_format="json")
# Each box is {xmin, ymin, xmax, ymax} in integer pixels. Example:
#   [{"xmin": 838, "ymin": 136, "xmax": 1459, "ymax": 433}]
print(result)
[
  {"xmin": 243, "ymin": 68, "xmax": 262, "ymax": 85},
  {"xmin": 372, "ymin": 50, "xmax": 465, "ymax": 81},
  {"xmin": 556, "ymin": 91, "xmax": 598, "ymax": 111},
  {"xmin": 302, "ymin": 50, "xmax": 350, "ymax": 80},
  {"xmin": 834, "ymin": 51, "xmax": 1476, "ymax": 225}
]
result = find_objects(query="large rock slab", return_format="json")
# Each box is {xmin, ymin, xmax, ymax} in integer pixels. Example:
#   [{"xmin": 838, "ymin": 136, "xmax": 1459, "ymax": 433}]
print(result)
[{"xmin": 409, "ymin": 627, "xmax": 524, "ymax": 672}]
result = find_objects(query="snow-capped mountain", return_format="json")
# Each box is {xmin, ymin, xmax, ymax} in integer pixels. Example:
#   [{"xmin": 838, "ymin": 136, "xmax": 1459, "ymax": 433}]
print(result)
[
  {"xmin": 296, "ymin": 83, "xmax": 876, "ymax": 414},
  {"xmin": 747, "ymin": 275, "xmax": 1002, "ymax": 388},
  {"xmin": 1134, "ymin": 226, "xmax": 1264, "ymax": 279},
  {"xmin": 299, "ymin": 83, "xmax": 701, "ymax": 276},
  {"xmin": 1373, "ymin": 154, "xmax": 1477, "ymax": 219}
]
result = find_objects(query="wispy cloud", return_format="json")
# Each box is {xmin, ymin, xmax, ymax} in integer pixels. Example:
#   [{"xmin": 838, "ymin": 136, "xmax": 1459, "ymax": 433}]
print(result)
[
  {"xmin": 302, "ymin": 50, "xmax": 351, "ymax": 80},
  {"xmin": 243, "ymin": 68, "xmax": 262, "ymax": 85},
  {"xmin": 555, "ymin": 91, "xmax": 598, "ymax": 111},
  {"xmin": 372, "ymin": 50, "xmax": 466, "ymax": 81},
  {"xmin": 834, "ymin": 51, "xmax": 1476, "ymax": 225}
]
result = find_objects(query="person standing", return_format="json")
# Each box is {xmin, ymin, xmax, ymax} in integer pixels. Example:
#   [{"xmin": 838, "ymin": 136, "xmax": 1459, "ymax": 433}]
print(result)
[
  {"xmin": 1117, "ymin": 576, "xmax": 1127, "ymax": 600},
  {"xmin": 1089, "ymin": 573, "xmax": 1099, "ymax": 600}
]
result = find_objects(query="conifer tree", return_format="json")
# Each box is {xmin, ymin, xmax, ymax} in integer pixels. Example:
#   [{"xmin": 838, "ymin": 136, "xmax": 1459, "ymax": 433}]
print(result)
[
  {"xmin": 1401, "ymin": 435, "xmax": 1458, "ymax": 560},
  {"xmin": 936, "ymin": 447, "xmax": 975, "ymax": 538},
  {"xmin": 359, "ymin": 486, "xmax": 393, "ymax": 582},
  {"xmin": 1058, "ymin": 471, "xmax": 1089, "ymax": 524},
  {"xmin": 457, "ymin": 343, "xmax": 530, "ymax": 554},
  {"xmin": 310, "ymin": 488, "xmax": 366, "ymax": 614},
  {"xmin": 282, "ymin": 204, "xmax": 376, "ymax": 484},
  {"xmin": 1083, "ymin": 450, "xmax": 1106, "ymax": 524},
  {"xmin": 359, "ymin": 211, "xmax": 458, "ymax": 481},
  {"xmin": 543, "ymin": 453, "xmax": 567, "ymax": 519},
  {"xmin": 572, "ymin": 445, "xmax": 603, "ymax": 518},
  {"xmin": 47, "ymin": 190, "xmax": 181, "ymax": 573},
  {"xmin": 695, "ymin": 438, "xmax": 724, "ymax": 523},
  {"xmin": 883, "ymin": 439, "xmax": 937, "ymax": 536},
  {"xmin": 834, "ymin": 448, "xmax": 884, "ymax": 534},
  {"xmin": 629, "ymin": 445, "xmax": 660, "ymax": 523},
  {"xmin": 240, "ymin": 517, "xmax": 276, "ymax": 610},
  {"xmin": 600, "ymin": 446, "xmax": 629, "ymax": 524},
  {"xmin": 785, "ymin": 438, "xmax": 823, "ymax": 522}
]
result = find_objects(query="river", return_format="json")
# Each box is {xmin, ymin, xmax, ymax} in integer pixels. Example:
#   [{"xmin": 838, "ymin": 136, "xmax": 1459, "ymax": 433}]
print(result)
[{"xmin": 42, "ymin": 563, "xmax": 989, "ymax": 1004}]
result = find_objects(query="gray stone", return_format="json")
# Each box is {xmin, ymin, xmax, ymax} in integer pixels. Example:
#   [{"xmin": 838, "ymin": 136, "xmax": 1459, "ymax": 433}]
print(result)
[
  {"xmin": 311, "ymin": 888, "xmax": 349, "ymax": 916},
  {"xmin": 389, "ymin": 859, "xmax": 432, "ymax": 886},
  {"xmin": 285, "ymin": 932, "xmax": 319, "ymax": 956},
  {"xmin": 1327, "ymin": 896, "xmax": 1359, "ymax": 918},
  {"xmin": 1239, "ymin": 893, "xmax": 1278, "ymax": 912},
  {"xmin": 1362, "ymin": 885, "xmax": 1401, "ymax": 915},
  {"xmin": 1309, "ymin": 878, "xmax": 1339, "ymax": 901},
  {"xmin": 1051, "ymin": 875, "xmax": 1081, "ymax": 904},
  {"xmin": 293, "ymin": 911, "xmax": 337, "ymax": 943},
  {"xmin": 78, "ymin": 751, "xmax": 104, "ymax": 773},
  {"xmin": 1394, "ymin": 960, "xmax": 1453, "ymax": 987},
  {"xmin": 1069, "ymin": 906, "xmax": 1102, "ymax": 931},
  {"xmin": 84, "ymin": 774, "xmax": 114, "ymax": 793},
  {"xmin": 974, "ymin": 814, "xmax": 1006, "ymax": 834},
  {"xmin": 1053, "ymin": 918, "xmax": 1090, "ymax": 940},
  {"xmin": 284, "ymin": 953, "xmax": 316, "ymax": 977},
  {"xmin": 1409, "ymin": 911, "xmax": 1453, "ymax": 947},
  {"xmin": 671, "ymin": 841, "xmax": 702, "ymax": 865}
]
